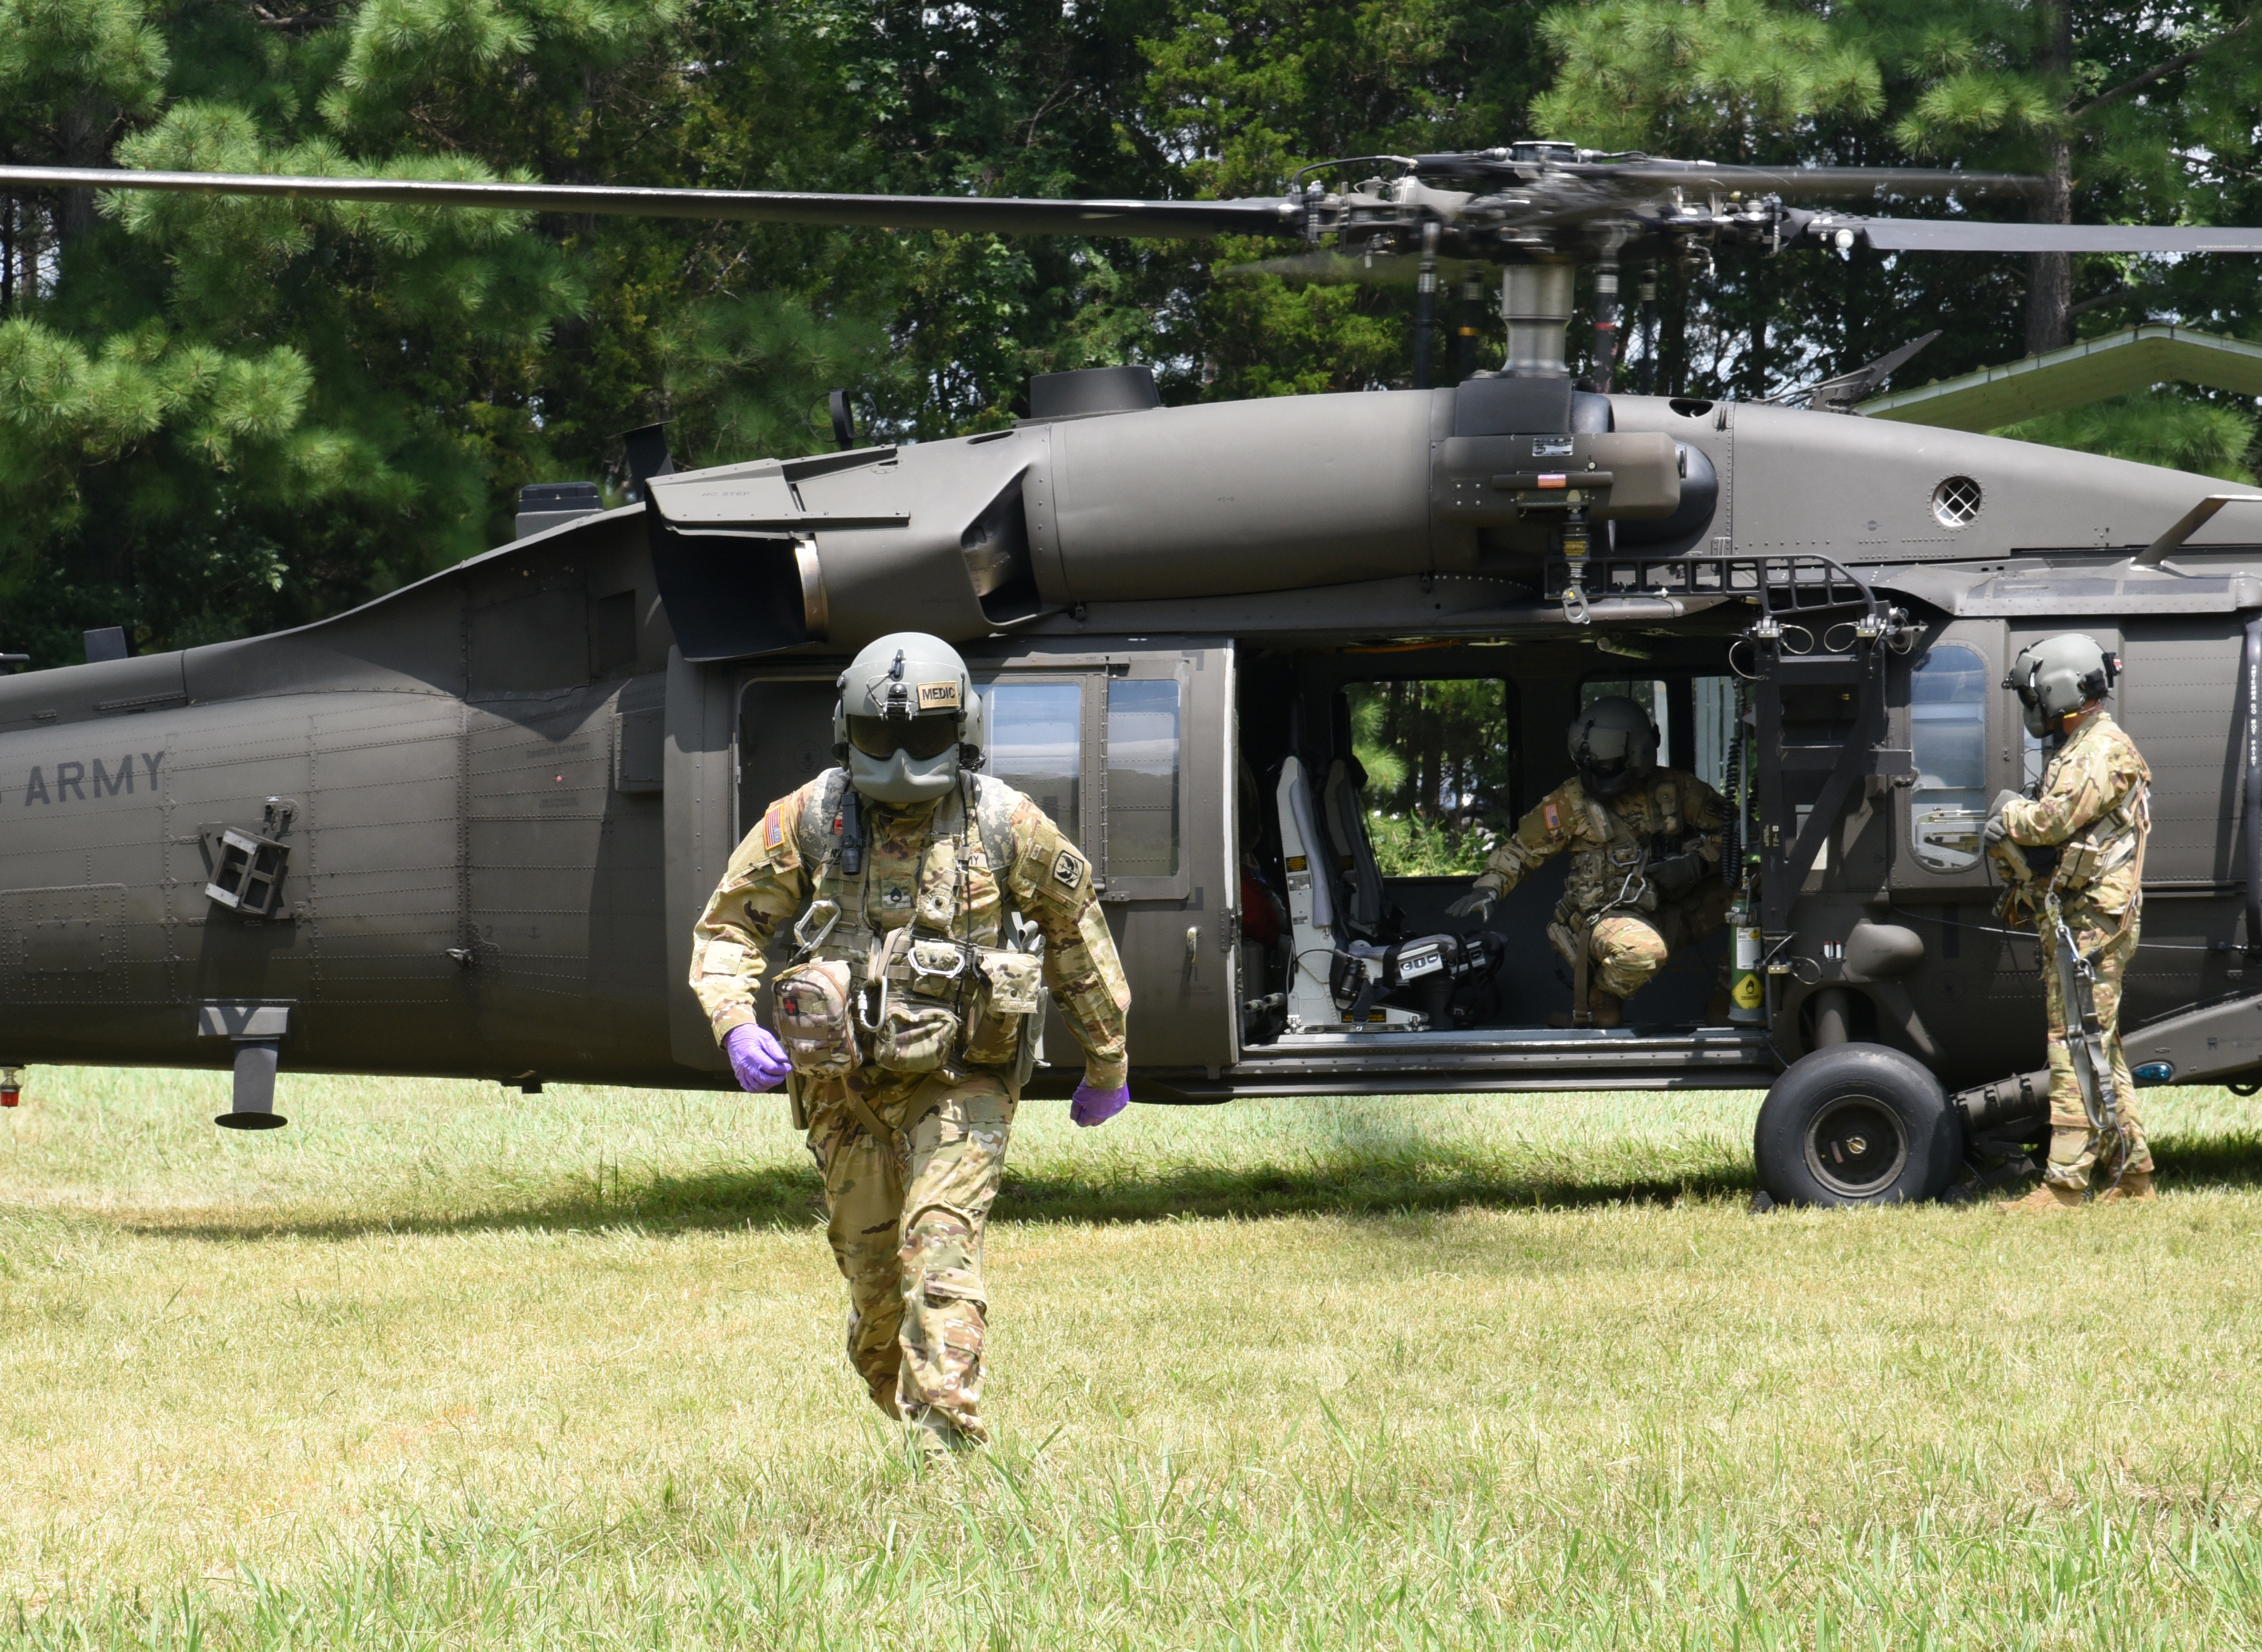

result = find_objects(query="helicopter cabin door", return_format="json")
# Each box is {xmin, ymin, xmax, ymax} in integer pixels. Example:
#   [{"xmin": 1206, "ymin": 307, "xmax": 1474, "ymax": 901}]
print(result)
[{"xmin": 974, "ymin": 639, "xmax": 1237, "ymax": 1084}]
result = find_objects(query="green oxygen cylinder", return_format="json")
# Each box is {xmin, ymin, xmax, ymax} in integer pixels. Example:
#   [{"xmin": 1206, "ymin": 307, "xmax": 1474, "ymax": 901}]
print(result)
[{"xmin": 1729, "ymin": 894, "xmax": 1765, "ymax": 1024}]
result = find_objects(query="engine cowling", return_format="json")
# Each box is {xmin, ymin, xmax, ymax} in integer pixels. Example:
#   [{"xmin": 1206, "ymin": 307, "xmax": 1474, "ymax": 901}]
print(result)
[{"xmin": 644, "ymin": 381, "xmax": 1682, "ymax": 659}]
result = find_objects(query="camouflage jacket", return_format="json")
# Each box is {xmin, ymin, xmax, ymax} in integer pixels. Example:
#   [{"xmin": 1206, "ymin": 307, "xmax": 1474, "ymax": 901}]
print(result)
[
  {"xmin": 691, "ymin": 769, "xmax": 1130, "ymax": 1093},
  {"xmin": 2001, "ymin": 708, "xmax": 2151, "ymax": 920},
  {"xmin": 1472, "ymin": 768, "xmax": 1727, "ymax": 927}
]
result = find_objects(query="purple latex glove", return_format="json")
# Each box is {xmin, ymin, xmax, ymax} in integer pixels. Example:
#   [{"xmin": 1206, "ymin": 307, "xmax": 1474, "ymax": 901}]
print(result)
[
  {"xmin": 724, "ymin": 1024, "xmax": 792, "ymax": 1092},
  {"xmin": 1070, "ymin": 1078, "xmax": 1130, "ymax": 1128}
]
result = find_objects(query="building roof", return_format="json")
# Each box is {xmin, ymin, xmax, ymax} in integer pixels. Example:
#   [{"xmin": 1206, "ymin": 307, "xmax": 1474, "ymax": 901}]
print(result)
[{"xmin": 1858, "ymin": 323, "xmax": 2262, "ymax": 430}]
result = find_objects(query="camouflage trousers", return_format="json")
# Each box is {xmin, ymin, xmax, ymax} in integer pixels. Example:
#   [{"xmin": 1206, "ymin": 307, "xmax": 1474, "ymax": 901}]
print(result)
[
  {"xmin": 806, "ymin": 1070, "xmax": 1014, "ymax": 1441},
  {"xmin": 2038, "ymin": 897, "xmax": 2152, "ymax": 1189},
  {"xmin": 1550, "ymin": 883, "xmax": 1730, "ymax": 1002}
]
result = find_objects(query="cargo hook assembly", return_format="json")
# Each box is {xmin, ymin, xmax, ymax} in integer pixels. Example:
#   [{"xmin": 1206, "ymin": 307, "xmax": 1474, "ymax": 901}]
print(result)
[{"xmin": 1560, "ymin": 504, "xmax": 1594, "ymax": 623}]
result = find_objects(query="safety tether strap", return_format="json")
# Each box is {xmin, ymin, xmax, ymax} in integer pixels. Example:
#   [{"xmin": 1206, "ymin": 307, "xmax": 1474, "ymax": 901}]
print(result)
[
  {"xmin": 832, "ymin": 1068, "xmax": 901, "ymax": 1150},
  {"xmin": 1571, "ymin": 919, "xmax": 1593, "ymax": 1027},
  {"xmin": 2045, "ymin": 889, "xmax": 2128, "ymax": 1191}
]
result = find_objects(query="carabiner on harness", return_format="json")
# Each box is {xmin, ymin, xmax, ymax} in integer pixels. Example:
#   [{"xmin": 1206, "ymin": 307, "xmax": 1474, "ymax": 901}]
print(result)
[{"xmin": 792, "ymin": 898, "xmax": 842, "ymax": 958}]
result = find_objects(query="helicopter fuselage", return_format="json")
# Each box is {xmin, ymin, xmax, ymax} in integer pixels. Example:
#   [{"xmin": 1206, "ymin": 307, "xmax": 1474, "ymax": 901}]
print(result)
[{"xmin": 3, "ymin": 381, "xmax": 2256, "ymax": 1163}]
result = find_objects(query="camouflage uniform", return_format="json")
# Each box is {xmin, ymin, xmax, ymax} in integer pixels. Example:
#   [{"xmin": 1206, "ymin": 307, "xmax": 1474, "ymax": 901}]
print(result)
[
  {"xmin": 1998, "ymin": 708, "xmax": 2153, "ymax": 1189},
  {"xmin": 691, "ymin": 769, "xmax": 1130, "ymax": 1441},
  {"xmin": 1466, "ymin": 768, "xmax": 1729, "ymax": 1002}
]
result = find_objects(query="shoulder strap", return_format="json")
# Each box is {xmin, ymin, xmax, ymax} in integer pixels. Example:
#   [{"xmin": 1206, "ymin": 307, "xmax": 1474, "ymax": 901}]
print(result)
[
  {"xmin": 797, "ymin": 769, "xmax": 855, "ymax": 871},
  {"xmin": 968, "ymin": 773, "xmax": 1017, "ymax": 873},
  {"xmin": 1654, "ymin": 776, "xmax": 1682, "ymax": 836}
]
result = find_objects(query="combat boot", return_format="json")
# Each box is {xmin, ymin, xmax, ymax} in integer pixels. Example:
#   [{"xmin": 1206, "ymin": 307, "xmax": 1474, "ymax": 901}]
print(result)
[
  {"xmin": 1998, "ymin": 1182, "xmax": 2084, "ymax": 1213},
  {"xmin": 2096, "ymin": 1170, "xmax": 2156, "ymax": 1204},
  {"xmin": 904, "ymin": 1407, "xmax": 972, "ymax": 1462},
  {"xmin": 1549, "ymin": 989, "xmax": 1623, "ymax": 1030}
]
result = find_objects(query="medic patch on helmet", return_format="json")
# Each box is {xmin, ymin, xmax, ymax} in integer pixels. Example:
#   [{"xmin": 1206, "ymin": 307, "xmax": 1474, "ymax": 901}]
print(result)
[
  {"xmin": 916, "ymin": 680, "xmax": 962, "ymax": 712},
  {"xmin": 1051, "ymin": 847, "xmax": 1086, "ymax": 891}
]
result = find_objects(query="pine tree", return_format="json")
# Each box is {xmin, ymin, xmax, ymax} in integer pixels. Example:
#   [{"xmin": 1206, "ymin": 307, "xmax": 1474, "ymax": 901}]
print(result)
[{"xmin": 1535, "ymin": 0, "xmax": 2262, "ymax": 473}]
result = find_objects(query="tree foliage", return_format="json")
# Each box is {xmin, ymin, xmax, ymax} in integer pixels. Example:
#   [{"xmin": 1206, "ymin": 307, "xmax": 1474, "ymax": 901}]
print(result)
[
  {"xmin": 1345, "ymin": 678, "xmax": 1513, "ymax": 875},
  {"xmin": 7, "ymin": 0, "xmax": 2262, "ymax": 664}
]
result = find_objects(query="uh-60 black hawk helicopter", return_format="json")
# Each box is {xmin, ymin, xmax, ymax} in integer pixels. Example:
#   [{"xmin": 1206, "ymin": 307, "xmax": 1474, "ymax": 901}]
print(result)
[{"xmin": 9, "ymin": 140, "xmax": 2262, "ymax": 1208}]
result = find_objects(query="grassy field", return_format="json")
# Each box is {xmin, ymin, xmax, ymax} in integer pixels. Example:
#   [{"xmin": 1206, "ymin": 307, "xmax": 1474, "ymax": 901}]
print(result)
[{"xmin": 6, "ymin": 1071, "xmax": 2262, "ymax": 1649}]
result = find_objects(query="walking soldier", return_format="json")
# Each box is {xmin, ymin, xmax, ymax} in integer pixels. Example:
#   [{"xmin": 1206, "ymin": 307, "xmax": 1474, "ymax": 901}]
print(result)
[{"xmin": 691, "ymin": 632, "xmax": 1133, "ymax": 1449}]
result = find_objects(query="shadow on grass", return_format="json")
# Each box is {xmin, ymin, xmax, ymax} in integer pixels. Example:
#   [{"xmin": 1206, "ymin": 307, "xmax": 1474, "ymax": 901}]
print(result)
[
  {"xmin": 2147, "ymin": 1131, "xmax": 2262, "ymax": 1190},
  {"xmin": 119, "ymin": 1146, "xmax": 1759, "ymax": 1242},
  {"xmin": 109, "ymin": 1128, "xmax": 2262, "ymax": 1242}
]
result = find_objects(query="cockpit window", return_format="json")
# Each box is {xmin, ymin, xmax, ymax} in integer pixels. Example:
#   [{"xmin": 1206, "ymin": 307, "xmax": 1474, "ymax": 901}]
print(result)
[
  {"xmin": 983, "ymin": 681, "xmax": 1083, "ymax": 846},
  {"xmin": 1105, "ymin": 678, "xmax": 1181, "ymax": 877},
  {"xmin": 1343, "ymin": 679, "xmax": 1515, "ymax": 874},
  {"xmin": 1909, "ymin": 643, "xmax": 1989, "ymax": 871}
]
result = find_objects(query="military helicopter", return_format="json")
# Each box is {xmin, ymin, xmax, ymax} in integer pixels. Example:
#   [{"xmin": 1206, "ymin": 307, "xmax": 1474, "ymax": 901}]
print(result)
[{"xmin": 6, "ymin": 142, "xmax": 2262, "ymax": 1209}]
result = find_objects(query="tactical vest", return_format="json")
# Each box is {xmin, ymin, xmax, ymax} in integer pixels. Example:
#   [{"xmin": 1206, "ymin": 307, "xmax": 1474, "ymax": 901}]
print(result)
[
  {"xmin": 2045, "ymin": 731, "xmax": 2151, "ymax": 897},
  {"xmin": 769, "ymin": 769, "xmax": 1043, "ymax": 1086},
  {"xmin": 1563, "ymin": 776, "xmax": 1689, "ymax": 921}
]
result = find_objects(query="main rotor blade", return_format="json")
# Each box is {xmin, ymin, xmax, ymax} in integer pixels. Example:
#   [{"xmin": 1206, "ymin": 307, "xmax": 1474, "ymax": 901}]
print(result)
[
  {"xmin": 1846, "ymin": 217, "xmax": 2262, "ymax": 252},
  {"xmin": 1223, "ymin": 250, "xmax": 1431, "ymax": 284},
  {"xmin": 0, "ymin": 165, "xmax": 1303, "ymax": 239},
  {"xmin": 1567, "ymin": 162, "xmax": 2041, "ymax": 201}
]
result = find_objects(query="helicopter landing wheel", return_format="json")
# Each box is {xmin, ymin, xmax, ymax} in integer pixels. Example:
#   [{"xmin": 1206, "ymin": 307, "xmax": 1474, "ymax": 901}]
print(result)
[{"xmin": 1754, "ymin": 1044, "xmax": 1960, "ymax": 1208}]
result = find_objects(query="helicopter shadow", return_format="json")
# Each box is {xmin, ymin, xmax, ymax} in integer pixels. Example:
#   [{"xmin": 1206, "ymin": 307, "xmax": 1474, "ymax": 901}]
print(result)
[
  {"xmin": 118, "ymin": 1126, "xmax": 2262, "ymax": 1243},
  {"xmin": 125, "ymin": 1145, "xmax": 1760, "ymax": 1242},
  {"xmin": 2144, "ymin": 1130, "xmax": 2262, "ymax": 1190}
]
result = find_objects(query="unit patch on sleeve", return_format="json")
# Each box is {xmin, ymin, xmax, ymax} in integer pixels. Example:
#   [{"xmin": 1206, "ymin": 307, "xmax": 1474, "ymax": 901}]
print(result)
[{"xmin": 1051, "ymin": 847, "xmax": 1086, "ymax": 891}]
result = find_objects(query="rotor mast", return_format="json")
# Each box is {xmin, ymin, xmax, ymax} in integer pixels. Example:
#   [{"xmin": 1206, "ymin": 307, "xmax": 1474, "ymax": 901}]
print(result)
[{"xmin": 1500, "ymin": 264, "xmax": 1576, "ymax": 379}]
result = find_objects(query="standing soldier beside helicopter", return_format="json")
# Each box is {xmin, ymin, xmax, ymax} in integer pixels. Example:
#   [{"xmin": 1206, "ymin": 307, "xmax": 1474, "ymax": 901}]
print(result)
[
  {"xmin": 690, "ymin": 632, "xmax": 1132, "ymax": 1455},
  {"xmin": 1446, "ymin": 696, "xmax": 1730, "ymax": 1027},
  {"xmin": 1985, "ymin": 635, "xmax": 2156, "ymax": 1208}
]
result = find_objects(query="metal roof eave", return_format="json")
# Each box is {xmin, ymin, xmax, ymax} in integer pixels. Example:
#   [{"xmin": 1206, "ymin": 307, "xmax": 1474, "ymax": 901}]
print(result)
[{"xmin": 1858, "ymin": 324, "xmax": 2262, "ymax": 431}]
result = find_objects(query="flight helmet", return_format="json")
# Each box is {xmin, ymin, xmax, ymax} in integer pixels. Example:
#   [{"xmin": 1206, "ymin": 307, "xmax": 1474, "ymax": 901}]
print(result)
[
  {"xmin": 1569, "ymin": 695, "xmax": 1658, "ymax": 799},
  {"xmin": 833, "ymin": 632, "xmax": 986, "ymax": 804},
  {"xmin": 2003, "ymin": 634, "xmax": 2118, "ymax": 738}
]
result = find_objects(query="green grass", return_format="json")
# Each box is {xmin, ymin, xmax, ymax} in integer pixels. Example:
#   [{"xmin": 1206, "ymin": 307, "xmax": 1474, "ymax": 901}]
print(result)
[{"xmin": 6, "ymin": 1071, "xmax": 2262, "ymax": 1648}]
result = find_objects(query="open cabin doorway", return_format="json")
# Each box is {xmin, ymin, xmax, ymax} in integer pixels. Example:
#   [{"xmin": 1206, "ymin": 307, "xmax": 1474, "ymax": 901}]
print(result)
[{"xmin": 1233, "ymin": 638, "xmax": 1747, "ymax": 1049}]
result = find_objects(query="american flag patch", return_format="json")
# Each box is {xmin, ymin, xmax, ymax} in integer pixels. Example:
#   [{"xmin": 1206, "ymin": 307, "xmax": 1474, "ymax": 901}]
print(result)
[
  {"xmin": 764, "ymin": 806, "xmax": 786, "ymax": 849},
  {"xmin": 1543, "ymin": 802, "xmax": 1561, "ymax": 833}
]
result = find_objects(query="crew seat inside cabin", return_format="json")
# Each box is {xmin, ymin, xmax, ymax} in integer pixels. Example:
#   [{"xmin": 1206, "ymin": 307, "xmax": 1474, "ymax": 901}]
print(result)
[{"xmin": 1234, "ymin": 647, "xmax": 1741, "ymax": 1043}]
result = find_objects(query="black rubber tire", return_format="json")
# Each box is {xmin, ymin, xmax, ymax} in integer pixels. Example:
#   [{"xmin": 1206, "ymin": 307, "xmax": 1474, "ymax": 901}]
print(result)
[{"xmin": 1754, "ymin": 1043, "xmax": 1962, "ymax": 1208}]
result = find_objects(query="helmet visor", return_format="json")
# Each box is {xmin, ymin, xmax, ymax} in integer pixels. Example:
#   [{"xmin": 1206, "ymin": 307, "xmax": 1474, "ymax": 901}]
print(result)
[
  {"xmin": 1580, "ymin": 754, "xmax": 1637, "ymax": 796},
  {"xmin": 846, "ymin": 713, "xmax": 960, "ymax": 761}
]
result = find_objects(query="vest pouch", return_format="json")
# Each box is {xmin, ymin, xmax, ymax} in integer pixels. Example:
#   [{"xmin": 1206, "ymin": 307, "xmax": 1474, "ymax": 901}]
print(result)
[
  {"xmin": 2056, "ymin": 833, "xmax": 2104, "ymax": 889},
  {"xmin": 872, "ymin": 996, "xmax": 960, "ymax": 1073},
  {"xmin": 962, "ymin": 949, "xmax": 1044, "ymax": 1067},
  {"xmin": 773, "ymin": 959, "xmax": 860, "ymax": 1076},
  {"xmin": 902, "ymin": 937, "xmax": 972, "ymax": 1000},
  {"xmin": 916, "ymin": 837, "xmax": 962, "ymax": 930}
]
